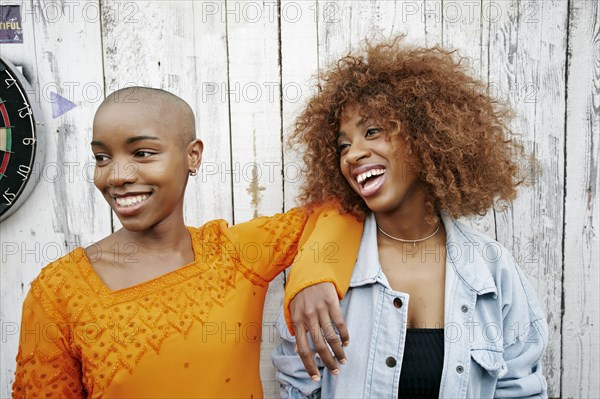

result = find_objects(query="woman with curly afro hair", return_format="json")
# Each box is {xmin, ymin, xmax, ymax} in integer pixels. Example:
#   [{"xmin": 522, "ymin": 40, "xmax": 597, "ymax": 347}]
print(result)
[{"xmin": 274, "ymin": 37, "xmax": 548, "ymax": 399}]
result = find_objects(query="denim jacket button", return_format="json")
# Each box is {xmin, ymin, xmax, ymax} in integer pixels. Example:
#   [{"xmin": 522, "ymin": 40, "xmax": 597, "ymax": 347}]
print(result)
[
  {"xmin": 456, "ymin": 365, "xmax": 464, "ymax": 374},
  {"xmin": 461, "ymin": 305, "xmax": 468, "ymax": 313},
  {"xmin": 386, "ymin": 357, "xmax": 397, "ymax": 367},
  {"xmin": 393, "ymin": 298, "xmax": 403, "ymax": 308}
]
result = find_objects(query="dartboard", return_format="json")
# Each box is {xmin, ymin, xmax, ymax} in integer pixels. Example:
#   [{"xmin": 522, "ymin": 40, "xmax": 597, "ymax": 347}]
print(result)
[{"xmin": 0, "ymin": 57, "xmax": 45, "ymax": 222}]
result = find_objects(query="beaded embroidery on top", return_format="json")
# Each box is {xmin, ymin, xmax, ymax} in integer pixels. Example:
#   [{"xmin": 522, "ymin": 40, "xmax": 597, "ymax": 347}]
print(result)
[{"xmin": 12, "ymin": 208, "xmax": 309, "ymax": 398}]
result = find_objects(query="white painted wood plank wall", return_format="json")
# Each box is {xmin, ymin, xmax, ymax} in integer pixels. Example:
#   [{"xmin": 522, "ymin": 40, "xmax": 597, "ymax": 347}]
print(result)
[
  {"xmin": 0, "ymin": 1, "xmax": 597, "ymax": 398},
  {"xmin": 563, "ymin": 1, "xmax": 599, "ymax": 398}
]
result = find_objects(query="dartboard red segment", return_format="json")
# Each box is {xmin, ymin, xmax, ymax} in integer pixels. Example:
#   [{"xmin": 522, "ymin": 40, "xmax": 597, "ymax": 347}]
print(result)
[{"xmin": 0, "ymin": 100, "xmax": 12, "ymax": 178}]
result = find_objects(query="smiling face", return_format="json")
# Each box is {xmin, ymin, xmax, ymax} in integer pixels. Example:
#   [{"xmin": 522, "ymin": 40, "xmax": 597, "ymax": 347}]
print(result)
[
  {"xmin": 337, "ymin": 103, "xmax": 427, "ymax": 217},
  {"xmin": 92, "ymin": 99, "xmax": 202, "ymax": 232}
]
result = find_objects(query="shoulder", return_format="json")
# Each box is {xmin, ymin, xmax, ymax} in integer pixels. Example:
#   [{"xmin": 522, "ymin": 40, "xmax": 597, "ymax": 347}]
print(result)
[
  {"xmin": 25, "ymin": 247, "xmax": 89, "ymax": 320},
  {"xmin": 444, "ymin": 217, "xmax": 522, "ymax": 293},
  {"xmin": 445, "ymin": 217, "xmax": 517, "ymax": 270},
  {"xmin": 230, "ymin": 207, "xmax": 310, "ymax": 233},
  {"xmin": 33, "ymin": 247, "xmax": 88, "ymax": 290},
  {"xmin": 447, "ymin": 217, "xmax": 502, "ymax": 246},
  {"xmin": 189, "ymin": 220, "xmax": 233, "ymax": 243},
  {"xmin": 191, "ymin": 207, "xmax": 310, "ymax": 241},
  {"xmin": 446, "ymin": 217, "xmax": 545, "ymax": 321}
]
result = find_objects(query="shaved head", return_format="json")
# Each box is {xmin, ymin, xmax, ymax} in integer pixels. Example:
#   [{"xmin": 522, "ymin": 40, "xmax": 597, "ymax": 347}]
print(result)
[{"xmin": 97, "ymin": 87, "xmax": 196, "ymax": 147}]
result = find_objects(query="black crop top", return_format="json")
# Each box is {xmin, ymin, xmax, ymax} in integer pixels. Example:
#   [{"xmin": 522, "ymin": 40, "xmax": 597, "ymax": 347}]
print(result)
[{"xmin": 398, "ymin": 328, "xmax": 445, "ymax": 398}]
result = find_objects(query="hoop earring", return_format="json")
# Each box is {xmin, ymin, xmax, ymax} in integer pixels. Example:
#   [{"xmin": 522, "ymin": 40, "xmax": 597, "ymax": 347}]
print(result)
[{"xmin": 189, "ymin": 169, "xmax": 197, "ymax": 176}]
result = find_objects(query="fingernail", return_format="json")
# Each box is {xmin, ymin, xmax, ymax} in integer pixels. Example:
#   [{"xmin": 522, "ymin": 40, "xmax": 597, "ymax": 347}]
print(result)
[
  {"xmin": 311, "ymin": 375, "xmax": 321, "ymax": 382},
  {"xmin": 339, "ymin": 358, "xmax": 346, "ymax": 364},
  {"xmin": 331, "ymin": 369, "xmax": 340, "ymax": 375},
  {"xmin": 343, "ymin": 341, "xmax": 349, "ymax": 347}
]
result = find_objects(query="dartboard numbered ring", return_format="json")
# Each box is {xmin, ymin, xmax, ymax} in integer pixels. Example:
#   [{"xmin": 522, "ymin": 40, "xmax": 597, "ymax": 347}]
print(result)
[{"xmin": 0, "ymin": 57, "xmax": 46, "ymax": 222}]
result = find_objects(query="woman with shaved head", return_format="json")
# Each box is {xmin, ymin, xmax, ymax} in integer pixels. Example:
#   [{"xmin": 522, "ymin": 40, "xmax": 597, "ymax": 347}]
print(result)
[{"xmin": 11, "ymin": 87, "xmax": 362, "ymax": 398}]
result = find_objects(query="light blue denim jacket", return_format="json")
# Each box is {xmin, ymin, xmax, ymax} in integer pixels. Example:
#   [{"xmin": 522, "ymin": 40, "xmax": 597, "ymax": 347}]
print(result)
[{"xmin": 272, "ymin": 213, "xmax": 548, "ymax": 398}]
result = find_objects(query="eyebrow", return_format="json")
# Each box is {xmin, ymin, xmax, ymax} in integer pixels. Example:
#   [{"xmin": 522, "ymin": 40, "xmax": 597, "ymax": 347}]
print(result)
[
  {"xmin": 90, "ymin": 135, "xmax": 161, "ymax": 147},
  {"xmin": 337, "ymin": 116, "xmax": 370, "ymax": 138},
  {"xmin": 356, "ymin": 116, "xmax": 368, "ymax": 127},
  {"xmin": 125, "ymin": 135, "xmax": 161, "ymax": 144}
]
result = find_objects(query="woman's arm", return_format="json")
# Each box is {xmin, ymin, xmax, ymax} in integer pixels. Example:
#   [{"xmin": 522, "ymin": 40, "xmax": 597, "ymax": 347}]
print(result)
[
  {"xmin": 226, "ymin": 204, "xmax": 362, "ymax": 286},
  {"xmin": 226, "ymin": 203, "xmax": 362, "ymax": 377}
]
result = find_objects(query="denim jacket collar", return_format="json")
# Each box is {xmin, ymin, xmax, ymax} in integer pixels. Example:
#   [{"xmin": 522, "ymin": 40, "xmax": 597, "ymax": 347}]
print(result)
[
  {"xmin": 349, "ymin": 213, "xmax": 385, "ymax": 288},
  {"xmin": 350, "ymin": 213, "xmax": 497, "ymax": 296}
]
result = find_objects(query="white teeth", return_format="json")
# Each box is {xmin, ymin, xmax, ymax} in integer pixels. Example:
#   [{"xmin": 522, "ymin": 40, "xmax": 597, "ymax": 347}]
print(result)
[
  {"xmin": 115, "ymin": 194, "xmax": 149, "ymax": 207},
  {"xmin": 356, "ymin": 169, "xmax": 385, "ymax": 184}
]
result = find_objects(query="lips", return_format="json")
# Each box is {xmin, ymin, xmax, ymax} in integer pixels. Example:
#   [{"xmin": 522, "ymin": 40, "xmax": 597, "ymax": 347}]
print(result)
[{"xmin": 351, "ymin": 164, "xmax": 387, "ymax": 198}]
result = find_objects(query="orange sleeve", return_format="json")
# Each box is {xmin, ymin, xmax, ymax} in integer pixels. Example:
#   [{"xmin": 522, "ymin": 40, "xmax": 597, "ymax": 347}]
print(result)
[
  {"xmin": 226, "ymin": 204, "xmax": 363, "ymax": 332},
  {"xmin": 226, "ymin": 204, "xmax": 362, "ymax": 280},
  {"xmin": 225, "ymin": 206, "xmax": 308, "ymax": 283},
  {"xmin": 282, "ymin": 206, "xmax": 363, "ymax": 335},
  {"xmin": 12, "ymin": 282, "xmax": 84, "ymax": 399}
]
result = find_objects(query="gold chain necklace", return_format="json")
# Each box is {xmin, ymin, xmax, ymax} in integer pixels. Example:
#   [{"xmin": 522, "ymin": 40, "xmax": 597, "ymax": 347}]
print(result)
[{"xmin": 377, "ymin": 223, "xmax": 442, "ymax": 249}]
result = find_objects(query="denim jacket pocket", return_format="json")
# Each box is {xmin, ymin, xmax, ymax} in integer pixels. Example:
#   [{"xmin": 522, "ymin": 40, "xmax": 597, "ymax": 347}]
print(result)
[{"xmin": 470, "ymin": 348, "xmax": 508, "ymax": 378}]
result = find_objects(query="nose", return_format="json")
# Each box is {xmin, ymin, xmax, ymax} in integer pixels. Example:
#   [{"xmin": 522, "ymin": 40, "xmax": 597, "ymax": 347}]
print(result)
[
  {"xmin": 107, "ymin": 160, "xmax": 138, "ymax": 186},
  {"xmin": 344, "ymin": 141, "xmax": 370, "ymax": 165}
]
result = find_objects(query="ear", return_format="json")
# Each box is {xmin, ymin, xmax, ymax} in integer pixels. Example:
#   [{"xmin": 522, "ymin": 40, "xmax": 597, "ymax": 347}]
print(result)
[{"xmin": 186, "ymin": 139, "xmax": 203, "ymax": 171}]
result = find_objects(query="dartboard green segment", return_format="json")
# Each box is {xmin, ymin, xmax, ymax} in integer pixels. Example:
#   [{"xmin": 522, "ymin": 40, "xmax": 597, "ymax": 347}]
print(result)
[{"xmin": 0, "ymin": 127, "xmax": 12, "ymax": 181}]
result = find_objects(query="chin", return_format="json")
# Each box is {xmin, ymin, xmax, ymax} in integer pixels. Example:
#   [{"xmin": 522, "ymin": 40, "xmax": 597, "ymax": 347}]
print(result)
[
  {"xmin": 117, "ymin": 217, "xmax": 153, "ymax": 232},
  {"xmin": 121, "ymin": 224, "xmax": 147, "ymax": 232},
  {"xmin": 362, "ymin": 196, "xmax": 396, "ymax": 214}
]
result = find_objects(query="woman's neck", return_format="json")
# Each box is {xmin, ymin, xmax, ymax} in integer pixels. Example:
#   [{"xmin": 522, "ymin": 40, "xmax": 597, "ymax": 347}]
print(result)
[
  {"xmin": 86, "ymin": 212, "xmax": 195, "ymax": 291},
  {"xmin": 374, "ymin": 204, "xmax": 439, "ymax": 241},
  {"xmin": 117, "ymin": 213, "xmax": 191, "ymax": 254}
]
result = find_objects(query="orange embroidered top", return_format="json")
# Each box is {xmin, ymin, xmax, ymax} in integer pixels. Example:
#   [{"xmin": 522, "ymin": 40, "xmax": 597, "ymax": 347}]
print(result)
[{"xmin": 12, "ymin": 206, "xmax": 362, "ymax": 398}]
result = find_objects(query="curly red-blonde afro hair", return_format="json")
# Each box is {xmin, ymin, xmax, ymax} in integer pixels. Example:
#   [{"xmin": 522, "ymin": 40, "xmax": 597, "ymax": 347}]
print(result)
[{"xmin": 290, "ymin": 37, "xmax": 525, "ymax": 221}]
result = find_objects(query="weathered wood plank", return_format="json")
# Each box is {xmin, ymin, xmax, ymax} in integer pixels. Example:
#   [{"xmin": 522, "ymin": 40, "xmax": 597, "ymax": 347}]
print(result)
[
  {"xmin": 220, "ymin": 1, "xmax": 285, "ymax": 394},
  {"xmin": 100, "ymin": 0, "xmax": 233, "ymax": 227},
  {"xmin": 440, "ymin": 0, "xmax": 496, "ymax": 237},
  {"xmin": 562, "ymin": 0, "xmax": 600, "ymax": 397},
  {"xmin": 281, "ymin": 0, "xmax": 319, "ymax": 210},
  {"xmin": 316, "ymin": 0, "xmax": 441, "ymax": 67},
  {"xmin": 225, "ymin": 0, "xmax": 283, "ymax": 222},
  {"xmin": 190, "ymin": 0, "xmax": 234, "ymax": 225},
  {"xmin": 0, "ymin": 0, "xmax": 110, "ymax": 396},
  {"xmin": 263, "ymin": 2, "xmax": 322, "ymax": 396},
  {"xmin": 489, "ymin": 1, "xmax": 568, "ymax": 396}
]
